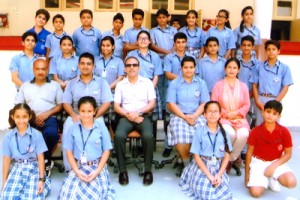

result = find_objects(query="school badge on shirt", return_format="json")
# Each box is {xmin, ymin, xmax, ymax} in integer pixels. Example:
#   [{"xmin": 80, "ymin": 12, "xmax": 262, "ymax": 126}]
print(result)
[
  {"xmin": 93, "ymin": 91, "xmax": 99, "ymax": 98},
  {"xmin": 278, "ymin": 144, "xmax": 283, "ymax": 151}
]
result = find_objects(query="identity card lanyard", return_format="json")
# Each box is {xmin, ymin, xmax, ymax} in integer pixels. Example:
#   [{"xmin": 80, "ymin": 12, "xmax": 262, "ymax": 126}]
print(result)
[
  {"xmin": 102, "ymin": 57, "xmax": 112, "ymax": 78},
  {"xmin": 79, "ymin": 124, "xmax": 94, "ymax": 164},
  {"xmin": 207, "ymin": 132, "xmax": 219, "ymax": 165},
  {"xmin": 15, "ymin": 130, "xmax": 33, "ymax": 155}
]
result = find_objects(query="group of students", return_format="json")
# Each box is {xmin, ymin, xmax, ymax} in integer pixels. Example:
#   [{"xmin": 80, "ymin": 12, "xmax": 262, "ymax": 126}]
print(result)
[{"xmin": 1, "ymin": 5, "xmax": 298, "ymax": 200}]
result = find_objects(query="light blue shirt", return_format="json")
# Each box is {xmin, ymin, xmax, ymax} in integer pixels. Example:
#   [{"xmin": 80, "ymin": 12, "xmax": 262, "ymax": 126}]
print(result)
[
  {"xmin": 2, "ymin": 126, "xmax": 48, "ymax": 160},
  {"xmin": 45, "ymin": 31, "xmax": 69, "ymax": 58},
  {"xmin": 73, "ymin": 26, "xmax": 102, "ymax": 57},
  {"xmin": 9, "ymin": 52, "xmax": 39, "ymax": 89},
  {"xmin": 164, "ymin": 51, "xmax": 196, "ymax": 78},
  {"xmin": 102, "ymin": 30, "xmax": 124, "ymax": 59},
  {"xmin": 123, "ymin": 26, "xmax": 148, "ymax": 44},
  {"xmin": 27, "ymin": 27, "xmax": 51, "ymax": 56},
  {"xmin": 197, "ymin": 56, "xmax": 226, "ymax": 93},
  {"xmin": 150, "ymin": 25, "xmax": 177, "ymax": 57},
  {"xmin": 63, "ymin": 120, "xmax": 112, "ymax": 161},
  {"xmin": 63, "ymin": 75, "xmax": 113, "ymax": 113},
  {"xmin": 205, "ymin": 26, "xmax": 236, "ymax": 57},
  {"xmin": 237, "ymin": 56, "xmax": 261, "ymax": 91},
  {"xmin": 167, "ymin": 75, "xmax": 210, "ymax": 114},
  {"xmin": 49, "ymin": 54, "xmax": 79, "ymax": 81},
  {"xmin": 190, "ymin": 125, "xmax": 233, "ymax": 158},
  {"xmin": 179, "ymin": 26, "xmax": 206, "ymax": 48},
  {"xmin": 234, "ymin": 25, "xmax": 261, "ymax": 47},
  {"xmin": 94, "ymin": 55, "xmax": 125, "ymax": 85},
  {"xmin": 126, "ymin": 50, "xmax": 163, "ymax": 79},
  {"xmin": 250, "ymin": 60, "xmax": 294, "ymax": 96}
]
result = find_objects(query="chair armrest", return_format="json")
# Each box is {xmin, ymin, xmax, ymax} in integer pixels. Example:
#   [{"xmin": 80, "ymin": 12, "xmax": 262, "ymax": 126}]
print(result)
[{"xmin": 247, "ymin": 111, "xmax": 257, "ymax": 129}]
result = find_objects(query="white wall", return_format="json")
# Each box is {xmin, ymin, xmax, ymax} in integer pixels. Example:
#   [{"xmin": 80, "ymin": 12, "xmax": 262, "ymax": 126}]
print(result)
[{"xmin": 0, "ymin": 51, "xmax": 299, "ymax": 129}]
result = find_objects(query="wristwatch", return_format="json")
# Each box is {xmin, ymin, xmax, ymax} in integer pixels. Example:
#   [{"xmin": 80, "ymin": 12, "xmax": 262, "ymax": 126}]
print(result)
[
  {"xmin": 138, "ymin": 109, "xmax": 143, "ymax": 116},
  {"xmin": 39, "ymin": 177, "xmax": 46, "ymax": 182}
]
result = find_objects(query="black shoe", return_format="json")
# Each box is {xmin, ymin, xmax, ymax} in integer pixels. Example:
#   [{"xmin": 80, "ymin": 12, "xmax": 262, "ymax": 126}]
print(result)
[
  {"xmin": 162, "ymin": 148, "xmax": 172, "ymax": 158},
  {"xmin": 45, "ymin": 160, "xmax": 54, "ymax": 177},
  {"xmin": 232, "ymin": 162, "xmax": 242, "ymax": 176},
  {"xmin": 143, "ymin": 171, "xmax": 153, "ymax": 185},
  {"xmin": 119, "ymin": 172, "xmax": 129, "ymax": 185},
  {"xmin": 175, "ymin": 162, "xmax": 184, "ymax": 177}
]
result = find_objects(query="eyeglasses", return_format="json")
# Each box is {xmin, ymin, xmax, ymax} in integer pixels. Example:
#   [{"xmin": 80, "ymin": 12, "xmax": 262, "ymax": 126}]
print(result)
[
  {"xmin": 125, "ymin": 63, "xmax": 139, "ymax": 68},
  {"xmin": 138, "ymin": 37, "xmax": 149, "ymax": 41},
  {"xmin": 216, "ymin": 15, "xmax": 227, "ymax": 19},
  {"xmin": 206, "ymin": 111, "xmax": 220, "ymax": 115}
]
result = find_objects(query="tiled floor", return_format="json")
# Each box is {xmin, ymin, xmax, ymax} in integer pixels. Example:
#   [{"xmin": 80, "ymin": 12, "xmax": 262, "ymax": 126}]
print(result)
[{"xmin": 0, "ymin": 122, "xmax": 299, "ymax": 200}]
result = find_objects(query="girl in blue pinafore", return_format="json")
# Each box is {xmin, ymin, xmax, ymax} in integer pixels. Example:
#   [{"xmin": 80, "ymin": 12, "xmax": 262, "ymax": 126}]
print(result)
[
  {"xmin": 58, "ymin": 96, "xmax": 115, "ymax": 200},
  {"xmin": 1, "ymin": 103, "xmax": 51, "ymax": 200},
  {"xmin": 180, "ymin": 101, "xmax": 233, "ymax": 200}
]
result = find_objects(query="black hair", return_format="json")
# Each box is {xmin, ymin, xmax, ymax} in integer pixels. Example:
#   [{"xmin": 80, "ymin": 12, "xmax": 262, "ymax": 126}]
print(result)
[
  {"xmin": 9, "ymin": 103, "xmax": 36, "ymax": 129},
  {"xmin": 22, "ymin": 31, "xmax": 37, "ymax": 42},
  {"xmin": 241, "ymin": 35, "xmax": 255, "ymax": 46},
  {"xmin": 124, "ymin": 56, "xmax": 140, "ymax": 66},
  {"xmin": 136, "ymin": 30, "xmax": 151, "ymax": 41},
  {"xmin": 80, "ymin": 9, "xmax": 93, "ymax": 18},
  {"xmin": 181, "ymin": 56, "xmax": 196, "ymax": 68},
  {"xmin": 205, "ymin": 36, "xmax": 219, "ymax": 46},
  {"xmin": 113, "ymin": 13, "xmax": 124, "ymax": 23},
  {"xmin": 239, "ymin": 6, "xmax": 253, "ymax": 33},
  {"xmin": 101, "ymin": 36, "xmax": 115, "ymax": 46},
  {"xmin": 218, "ymin": 9, "xmax": 231, "ymax": 29},
  {"xmin": 174, "ymin": 32, "xmax": 187, "ymax": 42},
  {"xmin": 52, "ymin": 14, "xmax": 65, "ymax": 24},
  {"xmin": 225, "ymin": 57, "xmax": 240, "ymax": 70},
  {"xmin": 264, "ymin": 100, "xmax": 283, "ymax": 114},
  {"xmin": 79, "ymin": 52, "xmax": 94, "ymax": 65},
  {"xmin": 204, "ymin": 101, "xmax": 230, "ymax": 153},
  {"xmin": 132, "ymin": 8, "xmax": 144, "ymax": 18},
  {"xmin": 185, "ymin": 10, "xmax": 198, "ymax": 27},
  {"xmin": 60, "ymin": 35, "xmax": 73, "ymax": 45},
  {"xmin": 171, "ymin": 18, "xmax": 180, "ymax": 25},
  {"xmin": 78, "ymin": 96, "xmax": 97, "ymax": 110},
  {"xmin": 35, "ymin": 9, "xmax": 50, "ymax": 22},
  {"xmin": 264, "ymin": 40, "xmax": 281, "ymax": 50},
  {"xmin": 156, "ymin": 8, "xmax": 169, "ymax": 17}
]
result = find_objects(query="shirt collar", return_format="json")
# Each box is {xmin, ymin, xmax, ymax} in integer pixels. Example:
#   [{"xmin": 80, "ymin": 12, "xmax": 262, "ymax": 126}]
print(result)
[
  {"xmin": 203, "ymin": 55, "xmax": 222, "ymax": 62},
  {"xmin": 204, "ymin": 124, "xmax": 221, "ymax": 135},
  {"xmin": 179, "ymin": 75, "xmax": 198, "ymax": 83},
  {"xmin": 52, "ymin": 31, "xmax": 66, "ymax": 38},
  {"xmin": 81, "ymin": 26, "xmax": 94, "ymax": 31},
  {"xmin": 14, "ymin": 125, "xmax": 33, "ymax": 136},
  {"xmin": 157, "ymin": 25, "xmax": 171, "ymax": 31},
  {"xmin": 30, "ymin": 77, "xmax": 51, "ymax": 84},
  {"xmin": 137, "ymin": 50, "xmax": 151, "ymax": 57},
  {"xmin": 77, "ymin": 75, "xmax": 96, "ymax": 83},
  {"xmin": 109, "ymin": 29, "xmax": 122, "ymax": 39},
  {"xmin": 124, "ymin": 75, "xmax": 143, "ymax": 84}
]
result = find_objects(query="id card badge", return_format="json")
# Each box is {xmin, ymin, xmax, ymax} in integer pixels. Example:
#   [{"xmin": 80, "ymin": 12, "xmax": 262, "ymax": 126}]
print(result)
[
  {"xmin": 102, "ymin": 70, "xmax": 107, "ymax": 78},
  {"xmin": 80, "ymin": 152, "xmax": 87, "ymax": 164},
  {"xmin": 211, "ymin": 156, "xmax": 217, "ymax": 165}
]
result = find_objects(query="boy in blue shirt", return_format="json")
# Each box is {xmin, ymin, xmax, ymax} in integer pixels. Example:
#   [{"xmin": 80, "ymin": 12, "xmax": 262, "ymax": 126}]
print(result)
[
  {"xmin": 27, "ymin": 9, "xmax": 51, "ymax": 57},
  {"xmin": 251, "ymin": 40, "xmax": 293, "ymax": 125}
]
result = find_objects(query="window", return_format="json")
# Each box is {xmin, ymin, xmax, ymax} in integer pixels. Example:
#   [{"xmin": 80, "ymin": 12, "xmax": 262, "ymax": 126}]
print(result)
[
  {"xmin": 95, "ymin": 0, "xmax": 136, "ymax": 11},
  {"xmin": 41, "ymin": 0, "xmax": 82, "ymax": 11},
  {"xmin": 150, "ymin": 0, "xmax": 193, "ymax": 14},
  {"xmin": 273, "ymin": 0, "xmax": 296, "ymax": 20}
]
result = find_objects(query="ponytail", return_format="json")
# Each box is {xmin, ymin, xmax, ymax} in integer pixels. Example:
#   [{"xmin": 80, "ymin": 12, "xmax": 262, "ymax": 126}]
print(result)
[
  {"xmin": 239, "ymin": 20, "xmax": 244, "ymax": 33},
  {"xmin": 218, "ymin": 121, "xmax": 230, "ymax": 153}
]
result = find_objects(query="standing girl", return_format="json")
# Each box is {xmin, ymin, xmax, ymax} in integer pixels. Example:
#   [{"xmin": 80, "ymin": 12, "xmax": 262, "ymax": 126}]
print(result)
[
  {"xmin": 1, "ymin": 103, "xmax": 50, "ymax": 199},
  {"xmin": 58, "ymin": 96, "xmax": 115, "ymax": 200},
  {"xmin": 180, "ymin": 101, "xmax": 233, "ymax": 200},
  {"xmin": 205, "ymin": 9, "xmax": 235, "ymax": 59},
  {"xmin": 49, "ymin": 35, "xmax": 79, "ymax": 90},
  {"xmin": 179, "ymin": 10, "xmax": 206, "ymax": 59},
  {"xmin": 233, "ymin": 6, "xmax": 261, "ymax": 58}
]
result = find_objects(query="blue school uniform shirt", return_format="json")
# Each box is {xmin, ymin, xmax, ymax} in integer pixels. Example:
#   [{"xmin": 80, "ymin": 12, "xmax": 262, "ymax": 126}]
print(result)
[
  {"xmin": 123, "ymin": 26, "xmax": 148, "ymax": 44},
  {"xmin": 190, "ymin": 125, "xmax": 233, "ymax": 158},
  {"xmin": 94, "ymin": 55, "xmax": 125, "ymax": 85},
  {"xmin": 63, "ymin": 75, "xmax": 113, "ymax": 113},
  {"xmin": 234, "ymin": 25, "xmax": 261, "ymax": 47},
  {"xmin": 45, "ymin": 31, "xmax": 69, "ymax": 58},
  {"xmin": 250, "ymin": 60, "xmax": 294, "ymax": 96},
  {"xmin": 197, "ymin": 56, "xmax": 226, "ymax": 93},
  {"xmin": 178, "ymin": 26, "xmax": 206, "ymax": 49},
  {"xmin": 2, "ymin": 126, "xmax": 48, "ymax": 160},
  {"xmin": 49, "ymin": 54, "xmax": 79, "ymax": 81},
  {"xmin": 9, "ymin": 52, "xmax": 39, "ymax": 89},
  {"xmin": 150, "ymin": 25, "xmax": 177, "ymax": 57},
  {"xmin": 27, "ymin": 27, "xmax": 51, "ymax": 56},
  {"xmin": 167, "ymin": 75, "xmax": 210, "ymax": 114},
  {"xmin": 73, "ymin": 26, "xmax": 102, "ymax": 57},
  {"xmin": 205, "ymin": 26, "xmax": 236, "ymax": 57},
  {"xmin": 126, "ymin": 50, "xmax": 163, "ymax": 79},
  {"xmin": 63, "ymin": 120, "xmax": 112, "ymax": 161},
  {"xmin": 237, "ymin": 56, "xmax": 261, "ymax": 91},
  {"xmin": 164, "ymin": 51, "xmax": 196, "ymax": 77},
  {"xmin": 102, "ymin": 30, "xmax": 124, "ymax": 59}
]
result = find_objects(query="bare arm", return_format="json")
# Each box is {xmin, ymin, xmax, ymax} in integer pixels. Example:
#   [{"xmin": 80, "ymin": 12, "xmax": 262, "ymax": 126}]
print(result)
[
  {"xmin": 150, "ymin": 43, "xmax": 171, "ymax": 55},
  {"xmin": 252, "ymin": 83, "xmax": 263, "ymax": 111},
  {"xmin": 245, "ymin": 145, "xmax": 254, "ymax": 186},
  {"xmin": 66, "ymin": 150, "xmax": 87, "ymax": 182},
  {"xmin": 36, "ymin": 104, "xmax": 63, "ymax": 126},
  {"xmin": 165, "ymin": 71, "xmax": 178, "ymax": 81},
  {"xmin": 124, "ymin": 42, "xmax": 139, "ymax": 51},
  {"xmin": 275, "ymin": 85, "xmax": 289, "ymax": 102},
  {"xmin": 86, "ymin": 150, "xmax": 110, "ymax": 182},
  {"xmin": 152, "ymin": 75, "xmax": 159, "ymax": 87},
  {"xmin": 2, "ymin": 156, "xmax": 11, "ymax": 190},
  {"xmin": 63, "ymin": 103, "xmax": 80, "ymax": 123},
  {"xmin": 199, "ymin": 46, "xmax": 205, "ymax": 59},
  {"xmin": 194, "ymin": 154, "xmax": 215, "ymax": 182},
  {"xmin": 224, "ymin": 49, "xmax": 232, "ymax": 60},
  {"xmin": 37, "ymin": 153, "xmax": 45, "ymax": 194},
  {"xmin": 11, "ymin": 71, "xmax": 23, "ymax": 88},
  {"xmin": 95, "ymin": 102, "xmax": 111, "ymax": 118},
  {"xmin": 109, "ymin": 76, "xmax": 124, "ymax": 90}
]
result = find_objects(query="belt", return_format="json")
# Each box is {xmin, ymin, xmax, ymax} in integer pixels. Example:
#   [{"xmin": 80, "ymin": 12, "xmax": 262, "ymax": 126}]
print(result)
[
  {"xmin": 259, "ymin": 93, "xmax": 275, "ymax": 98},
  {"xmin": 77, "ymin": 158, "xmax": 100, "ymax": 166},
  {"xmin": 14, "ymin": 157, "xmax": 37, "ymax": 163},
  {"xmin": 200, "ymin": 155, "xmax": 221, "ymax": 161}
]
